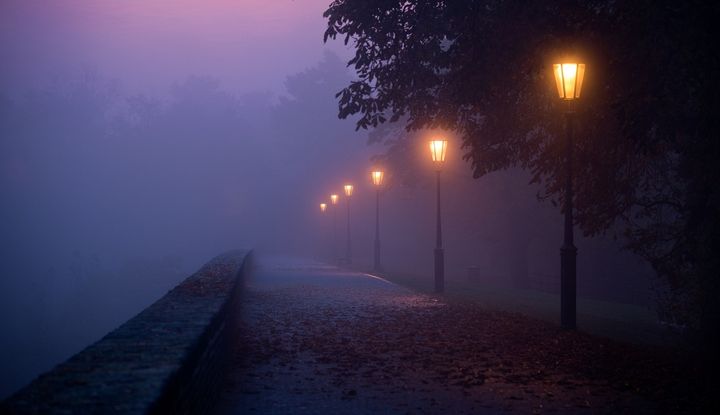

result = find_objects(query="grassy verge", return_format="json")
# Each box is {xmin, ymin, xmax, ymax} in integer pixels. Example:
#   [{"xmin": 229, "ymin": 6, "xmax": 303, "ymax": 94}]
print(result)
[{"xmin": 375, "ymin": 270, "xmax": 679, "ymax": 347}]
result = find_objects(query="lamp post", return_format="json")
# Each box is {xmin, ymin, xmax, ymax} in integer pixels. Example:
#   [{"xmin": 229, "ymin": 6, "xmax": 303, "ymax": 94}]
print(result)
[
  {"xmin": 330, "ymin": 194, "xmax": 339, "ymax": 263},
  {"xmin": 429, "ymin": 139, "xmax": 448, "ymax": 293},
  {"xmin": 343, "ymin": 184, "xmax": 354, "ymax": 265},
  {"xmin": 371, "ymin": 170, "xmax": 385, "ymax": 272},
  {"xmin": 552, "ymin": 62, "xmax": 585, "ymax": 330},
  {"xmin": 319, "ymin": 202, "xmax": 329, "ymax": 259}
]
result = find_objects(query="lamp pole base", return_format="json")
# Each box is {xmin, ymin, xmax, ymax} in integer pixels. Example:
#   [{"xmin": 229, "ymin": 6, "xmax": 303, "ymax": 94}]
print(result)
[{"xmin": 560, "ymin": 244, "xmax": 577, "ymax": 330}]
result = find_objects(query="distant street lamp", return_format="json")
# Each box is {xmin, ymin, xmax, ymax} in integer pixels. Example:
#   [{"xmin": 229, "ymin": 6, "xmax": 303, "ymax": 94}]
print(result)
[
  {"xmin": 371, "ymin": 170, "xmax": 385, "ymax": 272},
  {"xmin": 429, "ymin": 139, "xmax": 448, "ymax": 293},
  {"xmin": 344, "ymin": 184, "xmax": 354, "ymax": 265},
  {"xmin": 552, "ymin": 62, "xmax": 586, "ymax": 330},
  {"xmin": 331, "ymin": 194, "xmax": 339, "ymax": 263}
]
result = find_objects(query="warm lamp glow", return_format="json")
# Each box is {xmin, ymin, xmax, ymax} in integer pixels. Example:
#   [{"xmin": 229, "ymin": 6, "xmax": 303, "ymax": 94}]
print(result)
[
  {"xmin": 429, "ymin": 139, "xmax": 448, "ymax": 164},
  {"xmin": 320, "ymin": 203, "xmax": 327, "ymax": 212},
  {"xmin": 330, "ymin": 194, "xmax": 339, "ymax": 205},
  {"xmin": 371, "ymin": 170, "xmax": 385, "ymax": 186},
  {"xmin": 344, "ymin": 184, "xmax": 354, "ymax": 197},
  {"xmin": 553, "ymin": 63, "xmax": 585, "ymax": 100}
]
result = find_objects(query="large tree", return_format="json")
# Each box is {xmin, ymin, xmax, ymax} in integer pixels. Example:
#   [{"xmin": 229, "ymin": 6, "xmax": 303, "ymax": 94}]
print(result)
[{"xmin": 324, "ymin": 0, "xmax": 720, "ymax": 347}]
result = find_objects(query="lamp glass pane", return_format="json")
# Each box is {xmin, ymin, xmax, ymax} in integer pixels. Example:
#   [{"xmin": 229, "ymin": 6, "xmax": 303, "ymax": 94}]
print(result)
[
  {"xmin": 562, "ymin": 63, "xmax": 578, "ymax": 99},
  {"xmin": 574, "ymin": 64, "xmax": 585, "ymax": 98},
  {"xmin": 553, "ymin": 64, "xmax": 565, "ymax": 98}
]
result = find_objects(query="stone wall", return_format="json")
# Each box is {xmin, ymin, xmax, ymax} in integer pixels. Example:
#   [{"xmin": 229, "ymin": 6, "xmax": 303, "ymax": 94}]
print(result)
[{"xmin": 2, "ymin": 250, "xmax": 251, "ymax": 415}]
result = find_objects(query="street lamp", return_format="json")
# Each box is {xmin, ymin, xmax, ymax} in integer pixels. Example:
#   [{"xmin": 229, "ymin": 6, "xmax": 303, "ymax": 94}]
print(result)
[
  {"xmin": 371, "ymin": 170, "xmax": 385, "ymax": 272},
  {"xmin": 330, "ymin": 194, "xmax": 339, "ymax": 263},
  {"xmin": 343, "ymin": 184, "xmax": 354, "ymax": 265},
  {"xmin": 320, "ymin": 203, "xmax": 327, "ymax": 212},
  {"xmin": 552, "ymin": 61, "xmax": 585, "ymax": 330},
  {"xmin": 429, "ymin": 138, "xmax": 448, "ymax": 293},
  {"xmin": 553, "ymin": 63, "xmax": 585, "ymax": 101}
]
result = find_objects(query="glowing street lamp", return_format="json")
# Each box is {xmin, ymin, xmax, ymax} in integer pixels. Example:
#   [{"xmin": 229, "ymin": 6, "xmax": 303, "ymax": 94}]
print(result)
[
  {"xmin": 553, "ymin": 63, "xmax": 586, "ymax": 100},
  {"xmin": 371, "ymin": 170, "xmax": 385, "ymax": 272},
  {"xmin": 430, "ymin": 140, "xmax": 448, "ymax": 164},
  {"xmin": 343, "ymin": 184, "xmax": 353, "ymax": 264},
  {"xmin": 552, "ymin": 61, "xmax": 586, "ymax": 330},
  {"xmin": 429, "ymin": 138, "xmax": 448, "ymax": 293},
  {"xmin": 371, "ymin": 170, "xmax": 384, "ymax": 186}
]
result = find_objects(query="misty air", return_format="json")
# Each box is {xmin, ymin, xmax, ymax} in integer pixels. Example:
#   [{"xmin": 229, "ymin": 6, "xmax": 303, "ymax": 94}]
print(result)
[{"xmin": 1, "ymin": 1, "xmax": 718, "ymax": 414}]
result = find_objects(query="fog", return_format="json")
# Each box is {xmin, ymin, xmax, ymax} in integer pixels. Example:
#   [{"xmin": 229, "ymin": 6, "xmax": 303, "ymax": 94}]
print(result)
[{"xmin": 0, "ymin": 0, "xmax": 655, "ymax": 398}]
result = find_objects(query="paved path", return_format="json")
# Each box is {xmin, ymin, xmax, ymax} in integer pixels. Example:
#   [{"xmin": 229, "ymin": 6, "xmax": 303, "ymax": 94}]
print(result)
[
  {"xmin": 214, "ymin": 256, "xmax": 506, "ymax": 414},
  {"xmin": 215, "ymin": 255, "xmax": 677, "ymax": 414}
]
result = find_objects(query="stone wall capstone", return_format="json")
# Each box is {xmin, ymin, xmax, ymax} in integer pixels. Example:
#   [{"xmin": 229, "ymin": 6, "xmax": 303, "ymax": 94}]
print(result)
[{"xmin": 2, "ymin": 249, "xmax": 251, "ymax": 415}]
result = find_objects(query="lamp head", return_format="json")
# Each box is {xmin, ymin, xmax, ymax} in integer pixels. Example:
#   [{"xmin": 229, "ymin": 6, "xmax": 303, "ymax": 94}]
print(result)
[
  {"xmin": 429, "ymin": 139, "xmax": 448, "ymax": 165},
  {"xmin": 371, "ymin": 170, "xmax": 385, "ymax": 187},
  {"xmin": 553, "ymin": 62, "xmax": 585, "ymax": 100}
]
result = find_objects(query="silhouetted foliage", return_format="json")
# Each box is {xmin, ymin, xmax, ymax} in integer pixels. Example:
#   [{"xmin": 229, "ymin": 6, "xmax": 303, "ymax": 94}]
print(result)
[{"xmin": 324, "ymin": 0, "xmax": 720, "ymax": 353}]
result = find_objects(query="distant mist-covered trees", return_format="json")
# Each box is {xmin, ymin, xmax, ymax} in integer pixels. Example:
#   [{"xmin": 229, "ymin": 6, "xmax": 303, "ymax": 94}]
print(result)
[{"xmin": 0, "ymin": 51, "xmax": 371, "ymax": 398}]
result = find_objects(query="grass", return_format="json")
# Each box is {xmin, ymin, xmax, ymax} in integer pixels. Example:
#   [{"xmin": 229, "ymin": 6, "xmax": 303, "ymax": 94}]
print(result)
[{"xmin": 376, "ymin": 270, "xmax": 679, "ymax": 347}]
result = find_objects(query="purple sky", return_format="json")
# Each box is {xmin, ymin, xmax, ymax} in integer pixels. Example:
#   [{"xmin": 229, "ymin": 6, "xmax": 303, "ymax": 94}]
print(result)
[{"xmin": 0, "ymin": 0, "xmax": 349, "ymax": 95}]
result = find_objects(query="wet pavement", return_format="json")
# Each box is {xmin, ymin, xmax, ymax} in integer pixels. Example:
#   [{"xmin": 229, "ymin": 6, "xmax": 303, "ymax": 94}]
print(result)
[
  {"xmin": 214, "ymin": 255, "xmax": 682, "ymax": 414},
  {"xmin": 214, "ymin": 256, "xmax": 506, "ymax": 414}
]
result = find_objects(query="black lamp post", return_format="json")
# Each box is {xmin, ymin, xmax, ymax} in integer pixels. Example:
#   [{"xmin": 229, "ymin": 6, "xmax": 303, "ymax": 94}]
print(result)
[
  {"xmin": 552, "ymin": 62, "xmax": 586, "ymax": 330},
  {"xmin": 319, "ymin": 202, "xmax": 328, "ymax": 259},
  {"xmin": 429, "ymin": 139, "xmax": 448, "ymax": 294},
  {"xmin": 371, "ymin": 170, "xmax": 385, "ymax": 272},
  {"xmin": 343, "ymin": 184, "xmax": 353, "ymax": 265},
  {"xmin": 330, "ymin": 194, "xmax": 339, "ymax": 263}
]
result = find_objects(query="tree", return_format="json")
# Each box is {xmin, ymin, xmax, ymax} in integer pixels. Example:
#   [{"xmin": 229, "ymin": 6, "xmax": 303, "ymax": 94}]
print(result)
[{"xmin": 323, "ymin": 0, "xmax": 720, "ymax": 350}]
